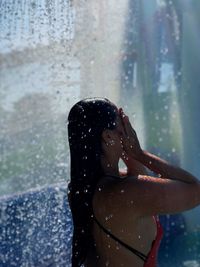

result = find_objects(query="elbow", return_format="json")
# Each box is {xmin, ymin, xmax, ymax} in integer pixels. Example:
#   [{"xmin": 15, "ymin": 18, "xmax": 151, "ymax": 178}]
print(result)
[
  {"xmin": 194, "ymin": 182, "xmax": 200, "ymax": 207},
  {"xmin": 186, "ymin": 183, "xmax": 200, "ymax": 210}
]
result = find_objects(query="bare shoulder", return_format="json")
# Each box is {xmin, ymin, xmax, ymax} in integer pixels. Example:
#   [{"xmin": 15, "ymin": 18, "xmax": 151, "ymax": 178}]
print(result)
[
  {"xmin": 92, "ymin": 176, "xmax": 140, "ymax": 224},
  {"xmin": 93, "ymin": 175, "xmax": 139, "ymax": 217}
]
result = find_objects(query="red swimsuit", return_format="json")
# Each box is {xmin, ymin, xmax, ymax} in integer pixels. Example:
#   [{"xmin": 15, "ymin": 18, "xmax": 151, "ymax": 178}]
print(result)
[{"xmin": 143, "ymin": 215, "xmax": 164, "ymax": 267}]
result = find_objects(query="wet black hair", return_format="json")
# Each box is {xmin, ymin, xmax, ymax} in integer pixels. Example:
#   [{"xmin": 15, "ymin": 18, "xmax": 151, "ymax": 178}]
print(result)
[{"xmin": 67, "ymin": 97, "xmax": 118, "ymax": 266}]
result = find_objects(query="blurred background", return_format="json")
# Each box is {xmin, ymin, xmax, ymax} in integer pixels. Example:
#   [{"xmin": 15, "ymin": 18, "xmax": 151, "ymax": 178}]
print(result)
[{"xmin": 0, "ymin": 0, "xmax": 200, "ymax": 266}]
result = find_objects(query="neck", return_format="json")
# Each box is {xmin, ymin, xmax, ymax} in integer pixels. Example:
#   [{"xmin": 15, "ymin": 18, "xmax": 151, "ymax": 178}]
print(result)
[{"xmin": 100, "ymin": 154, "xmax": 120, "ymax": 177}]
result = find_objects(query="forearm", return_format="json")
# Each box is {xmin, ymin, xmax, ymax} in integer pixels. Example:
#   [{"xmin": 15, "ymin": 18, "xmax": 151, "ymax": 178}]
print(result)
[
  {"xmin": 122, "ymin": 157, "xmax": 149, "ymax": 176},
  {"xmin": 136, "ymin": 150, "xmax": 199, "ymax": 184}
]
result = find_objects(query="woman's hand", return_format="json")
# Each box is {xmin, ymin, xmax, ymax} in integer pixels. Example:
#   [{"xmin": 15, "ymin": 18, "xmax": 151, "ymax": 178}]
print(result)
[{"xmin": 119, "ymin": 108, "xmax": 143, "ymax": 160}]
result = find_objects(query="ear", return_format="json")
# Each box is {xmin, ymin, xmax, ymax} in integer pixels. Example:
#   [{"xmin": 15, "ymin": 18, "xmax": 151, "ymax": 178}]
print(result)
[{"xmin": 101, "ymin": 129, "xmax": 113, "ymax": 144}]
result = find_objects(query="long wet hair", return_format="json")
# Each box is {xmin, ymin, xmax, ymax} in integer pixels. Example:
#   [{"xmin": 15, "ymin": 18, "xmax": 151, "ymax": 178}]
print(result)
[{"xmin": 67, "ymin": 97, "xmax": 118, "ymax": 267}]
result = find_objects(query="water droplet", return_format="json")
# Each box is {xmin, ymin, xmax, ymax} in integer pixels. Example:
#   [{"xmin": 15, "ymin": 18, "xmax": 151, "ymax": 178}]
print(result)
[
  {"xmin": 106, "ymin": 260, "xmax": 109, "ymax": 266},
  {"xmin": 105, "ymin": 214, "xmax": 113, "ymax": 221}
]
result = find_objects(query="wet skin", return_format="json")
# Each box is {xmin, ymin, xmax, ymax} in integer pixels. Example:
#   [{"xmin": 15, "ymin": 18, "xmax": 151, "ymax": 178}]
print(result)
[
  {"xmin": 84, "ymin": 107, "xmax": 157, "ymax": 267},
  {"xmin": 84, "ymin": 176, "xmax": 157, "ymax": 267}
]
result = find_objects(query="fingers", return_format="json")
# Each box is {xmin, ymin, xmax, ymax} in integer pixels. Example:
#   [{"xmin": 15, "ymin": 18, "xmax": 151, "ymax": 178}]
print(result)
[
  {"xmin": 119, "ymin": 108, "xmax": 130, "ymax": 136},
  {"xmin": 120, "ymin": 108, "xmax": 136, "ymax": 135}
]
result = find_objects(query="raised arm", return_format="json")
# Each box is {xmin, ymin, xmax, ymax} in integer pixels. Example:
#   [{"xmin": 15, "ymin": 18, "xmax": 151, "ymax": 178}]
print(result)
[
  {"xmin": 119, "ymin": 108, "xmax": 199, "ymax": 184},
  {"xmin": 116, "ymin": 108, "xmax": 200, "ymax": 216},
  {"xmin": 136, "ymin": 150, "xmax": 199, "ymax": 184},
  {"xmin": 114, "ymin": 175, "xmax": 200, "ymax": 216},
  {"xmin": 131, "ymin": 150, "xmax": 200, "ymax": 215}
]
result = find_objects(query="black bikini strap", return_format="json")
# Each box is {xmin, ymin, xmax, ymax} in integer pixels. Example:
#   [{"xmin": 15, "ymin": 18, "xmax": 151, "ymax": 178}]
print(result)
[{"xmin": 92, "ymin": 212, "xmax": 148, "ymax": 262}]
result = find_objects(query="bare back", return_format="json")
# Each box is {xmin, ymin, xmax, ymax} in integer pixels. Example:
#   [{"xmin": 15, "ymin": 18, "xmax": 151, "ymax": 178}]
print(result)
[{"xmin": 84, "ymin": 175, "xmax": 157, "ymax": 267}]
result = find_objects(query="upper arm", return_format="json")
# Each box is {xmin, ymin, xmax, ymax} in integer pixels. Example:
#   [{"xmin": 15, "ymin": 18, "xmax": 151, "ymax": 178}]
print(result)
[{"xmin": 116, "ymin": 175, "xmax": 200, "ymax": 216}]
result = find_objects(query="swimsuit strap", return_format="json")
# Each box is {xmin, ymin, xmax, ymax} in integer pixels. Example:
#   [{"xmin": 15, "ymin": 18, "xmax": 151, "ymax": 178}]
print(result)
[{"xmin": 92, "ymin": 211, "xmax": 148, "ymax": 262}]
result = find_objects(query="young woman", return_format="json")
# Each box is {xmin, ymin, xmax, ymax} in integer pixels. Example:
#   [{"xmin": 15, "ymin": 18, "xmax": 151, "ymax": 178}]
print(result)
[{"xmin": 67, "ymin": 97, "xmax": 200, "ymax": 267}]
